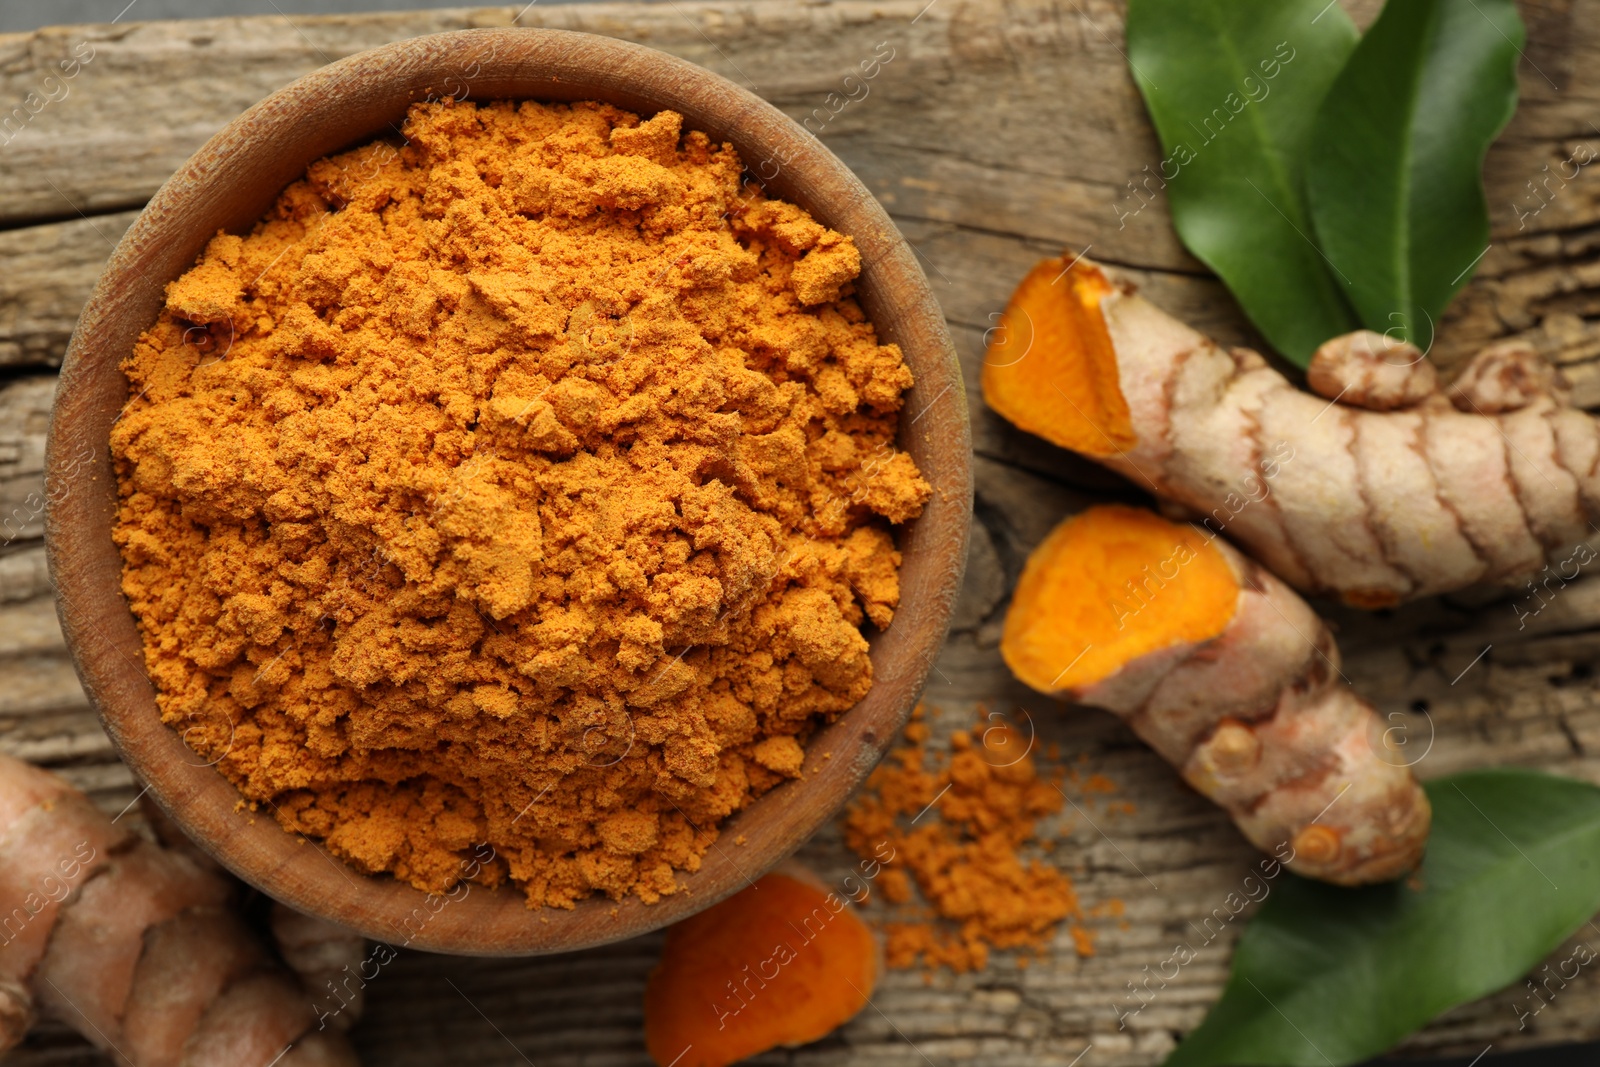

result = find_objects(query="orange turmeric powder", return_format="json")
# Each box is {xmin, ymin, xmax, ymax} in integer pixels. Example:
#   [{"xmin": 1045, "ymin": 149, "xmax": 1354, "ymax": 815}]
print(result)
[
  {"xmin": 843, "ymin": 707, "xmax": 1092, "ymax": 973},
  {"xmin": 110, "ymin": 99, "xmax": 929, "ymax": 907}
]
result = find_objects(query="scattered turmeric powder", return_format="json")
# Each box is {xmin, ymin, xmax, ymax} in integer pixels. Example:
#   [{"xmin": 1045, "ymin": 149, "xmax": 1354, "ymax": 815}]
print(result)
[
  {"xmin": 110, "ymin": 99, "xmax": 929, "ymax": 907},
  {"xmin": 842, "ymin": 707, "xmax": 1094, "ymax": 974}
]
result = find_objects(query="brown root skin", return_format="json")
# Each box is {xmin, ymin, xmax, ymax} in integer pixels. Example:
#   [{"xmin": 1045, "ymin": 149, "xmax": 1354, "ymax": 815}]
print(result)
[
  {"xmin": 1002, "ymin": 505, "xmax": 1430, "ymax": 886},
  {"xmin": 0, "ymin": 752, "xmax": 360, "ymax": 1066},
  {"xmin": 983, "ymin": 253, "xmax": 1600, "ymax": 606},
  {"xmin": 1448, "ymin": 338, "xmax": 1568, "ymax": 414},
  {"xmin": 270, "ymin": 903, "xmax": 368, "ymax": 1033},
  {"xmin": 0, "ymin": 979, "xmax": 31, "ymax": 1053},
  {"xmin": 1307, "ymin": 331, "xmax": 1439, "ymax": 412}
]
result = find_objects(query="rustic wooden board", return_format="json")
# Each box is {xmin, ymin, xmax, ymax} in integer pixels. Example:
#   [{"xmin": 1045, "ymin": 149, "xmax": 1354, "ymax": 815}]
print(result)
[{"xmin": 5, "ymin": 1, "xmax": 1600, "ymax": 1064}]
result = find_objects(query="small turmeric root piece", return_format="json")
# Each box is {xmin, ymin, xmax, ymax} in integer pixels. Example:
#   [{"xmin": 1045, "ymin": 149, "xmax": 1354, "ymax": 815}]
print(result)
[
  {"xmin": 644, "ymin": 868, "xmax": 879, "ymax": 1067},
  {"xmin": 983, "ymin": 254, "xmax": 1600, "ymax": 606},
  {"xmin": 0, "ymin": 752, "xmax": 360, "ymax": 1066},
  {"xmin": 1002, "ymin": 505, "xmax": 1431, "ymax": 885}
]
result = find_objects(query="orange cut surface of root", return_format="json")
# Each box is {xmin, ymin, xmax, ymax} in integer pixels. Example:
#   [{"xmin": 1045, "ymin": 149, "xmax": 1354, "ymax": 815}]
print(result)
[
  {"xmin": 1002, "ymin": 505, "xmax": 1239, "ymax": 692},
  {"xmin": 644, "ymin": 871, "xmax": 878, "ymax": 1067},
  {"xmin": 980, "ymin": 254, "xmax": 1136, "ymax": 455}
]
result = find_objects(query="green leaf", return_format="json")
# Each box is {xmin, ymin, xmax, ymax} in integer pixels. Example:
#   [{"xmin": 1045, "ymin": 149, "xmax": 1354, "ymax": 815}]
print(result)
[
  {"xmin": 1306, "ymin": 0, "xmax": 1523, "ymax": 353},
  {"xmin": 1125, "ymin": 0, "xmax": 1361, "ymax": 366},
  {"xmin": 1166, "ymin": 770, "xmax": 1600, "ymax": 1067}
]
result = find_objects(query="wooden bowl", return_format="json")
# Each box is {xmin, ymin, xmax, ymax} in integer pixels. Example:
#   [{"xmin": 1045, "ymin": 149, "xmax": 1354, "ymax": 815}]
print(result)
[{"xmin": 44, "ymin": 29, "xmax": 970, "ymax": 954}]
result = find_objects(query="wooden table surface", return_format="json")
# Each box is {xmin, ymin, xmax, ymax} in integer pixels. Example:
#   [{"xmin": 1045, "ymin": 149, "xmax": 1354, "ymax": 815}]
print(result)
[{"xmin": 5, "ymin": 2, "xmax": 1600, "ymax": 1064}]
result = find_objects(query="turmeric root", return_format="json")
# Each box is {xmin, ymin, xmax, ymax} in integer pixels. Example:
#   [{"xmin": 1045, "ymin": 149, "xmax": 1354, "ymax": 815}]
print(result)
[
  {"xmin": 983, "ymin": 254, "xmax": 1600, "ymax": 606},
  {"xmin": 1002, "ymin": 505, "xmax": 1430, "ymax": 885},
  {"xmin": 0, "ymin": 751, "xmax": 360, "ymax": 1066},
  {"xmin": 271, "ymin": 903, "xmax": 368, "ymax": 1033},
  {"xmin": 643, "ymin": 867, "xmax": 879, "ymax": 1067}
]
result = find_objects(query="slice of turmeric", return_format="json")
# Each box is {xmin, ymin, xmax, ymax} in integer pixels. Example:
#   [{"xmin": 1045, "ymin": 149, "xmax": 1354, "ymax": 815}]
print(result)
[
  {"xmin": 1002, "ymin": 504, "xmax": 1238, "ymax": 692},
  {"xmin": 644, "ymin": 869, "xmax": 879, "ymax": 1067},
  {"xmin": 980, "ymin": 254, "xmax": 1136, "ymax": 455},
  {"xmin": 1001, "ymin": 505, "xmax": 1431, "ymax": 887}
]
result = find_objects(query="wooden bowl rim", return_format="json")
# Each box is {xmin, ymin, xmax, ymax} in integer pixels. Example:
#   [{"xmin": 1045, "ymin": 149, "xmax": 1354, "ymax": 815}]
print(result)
[{"xmin": 44, "ymin": 27, "xmax": 971, "ymax": 956}]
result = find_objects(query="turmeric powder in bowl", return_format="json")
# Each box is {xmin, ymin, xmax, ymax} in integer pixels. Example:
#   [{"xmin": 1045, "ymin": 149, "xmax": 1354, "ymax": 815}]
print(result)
[{"xmin": 109, "ymin": 99, "xmax": 930, "ymax": 908}]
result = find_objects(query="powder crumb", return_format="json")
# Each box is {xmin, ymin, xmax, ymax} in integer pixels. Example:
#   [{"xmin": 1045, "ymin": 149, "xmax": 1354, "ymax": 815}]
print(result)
[
  {"xmin": 752, "ymin": 735, "xmax": 805, "ymax": 778},
  {"xmin": 1091, "ymin": 899, "xmax": 1126, "ymax": 919},
  {"xmin": 844, "ymin": 708, "xmax": 1104, "ymax": 974},
  {"xmin": 111, "ymin": 98, "xmax": 930, "ymax": 909},
  {"xmin": 877, "ymin": 866, "xmax": 912, "ymax": 904},
  {"xmin": 597, "ymin": 810, "xmax": 659, "ymax": 855}
]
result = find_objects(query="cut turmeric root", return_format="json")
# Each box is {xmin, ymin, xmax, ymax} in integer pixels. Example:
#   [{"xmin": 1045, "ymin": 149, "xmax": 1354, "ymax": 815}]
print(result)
[
  {"xmin": 0, "ymin": 752, "xmax": 360, "ymax": 1066},
  {"xmin": 644, "ymin": 868, "xmax": 878, "ymax": 1067},
  {"xmin": 1002, "ymin": 505, "xmax": 1431, "ymax": 885},
  {"xmin": 980, "ymin": 255, "xmax": 1137, "ymax": 455},
  {"xmin": 983, "ymin": 254, "xmax": 1600, "ymax": 606}
]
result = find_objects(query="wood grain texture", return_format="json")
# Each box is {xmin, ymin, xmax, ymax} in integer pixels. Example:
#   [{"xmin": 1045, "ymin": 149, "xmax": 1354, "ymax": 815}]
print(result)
[
  {"xmin": 0, "ymin": 211, "xmax": 137, "ymax": 367},
  {"xmin": 4, "ymin": 0, "xmax": 1600, "ymax": 1063}
]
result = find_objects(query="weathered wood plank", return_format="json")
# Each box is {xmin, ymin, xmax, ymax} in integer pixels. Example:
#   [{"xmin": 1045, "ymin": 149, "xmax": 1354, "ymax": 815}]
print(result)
[
  {"xmin": 4, "ymin": 1, "xmax": 1600, "ymax": 1064},
  {"xmin": 0, "ymin": 375, "xmax": 54, "ymax": 539},
  {"xmin": 0, "ymin": 210, "xmax": 137, "ymax": 367}
]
